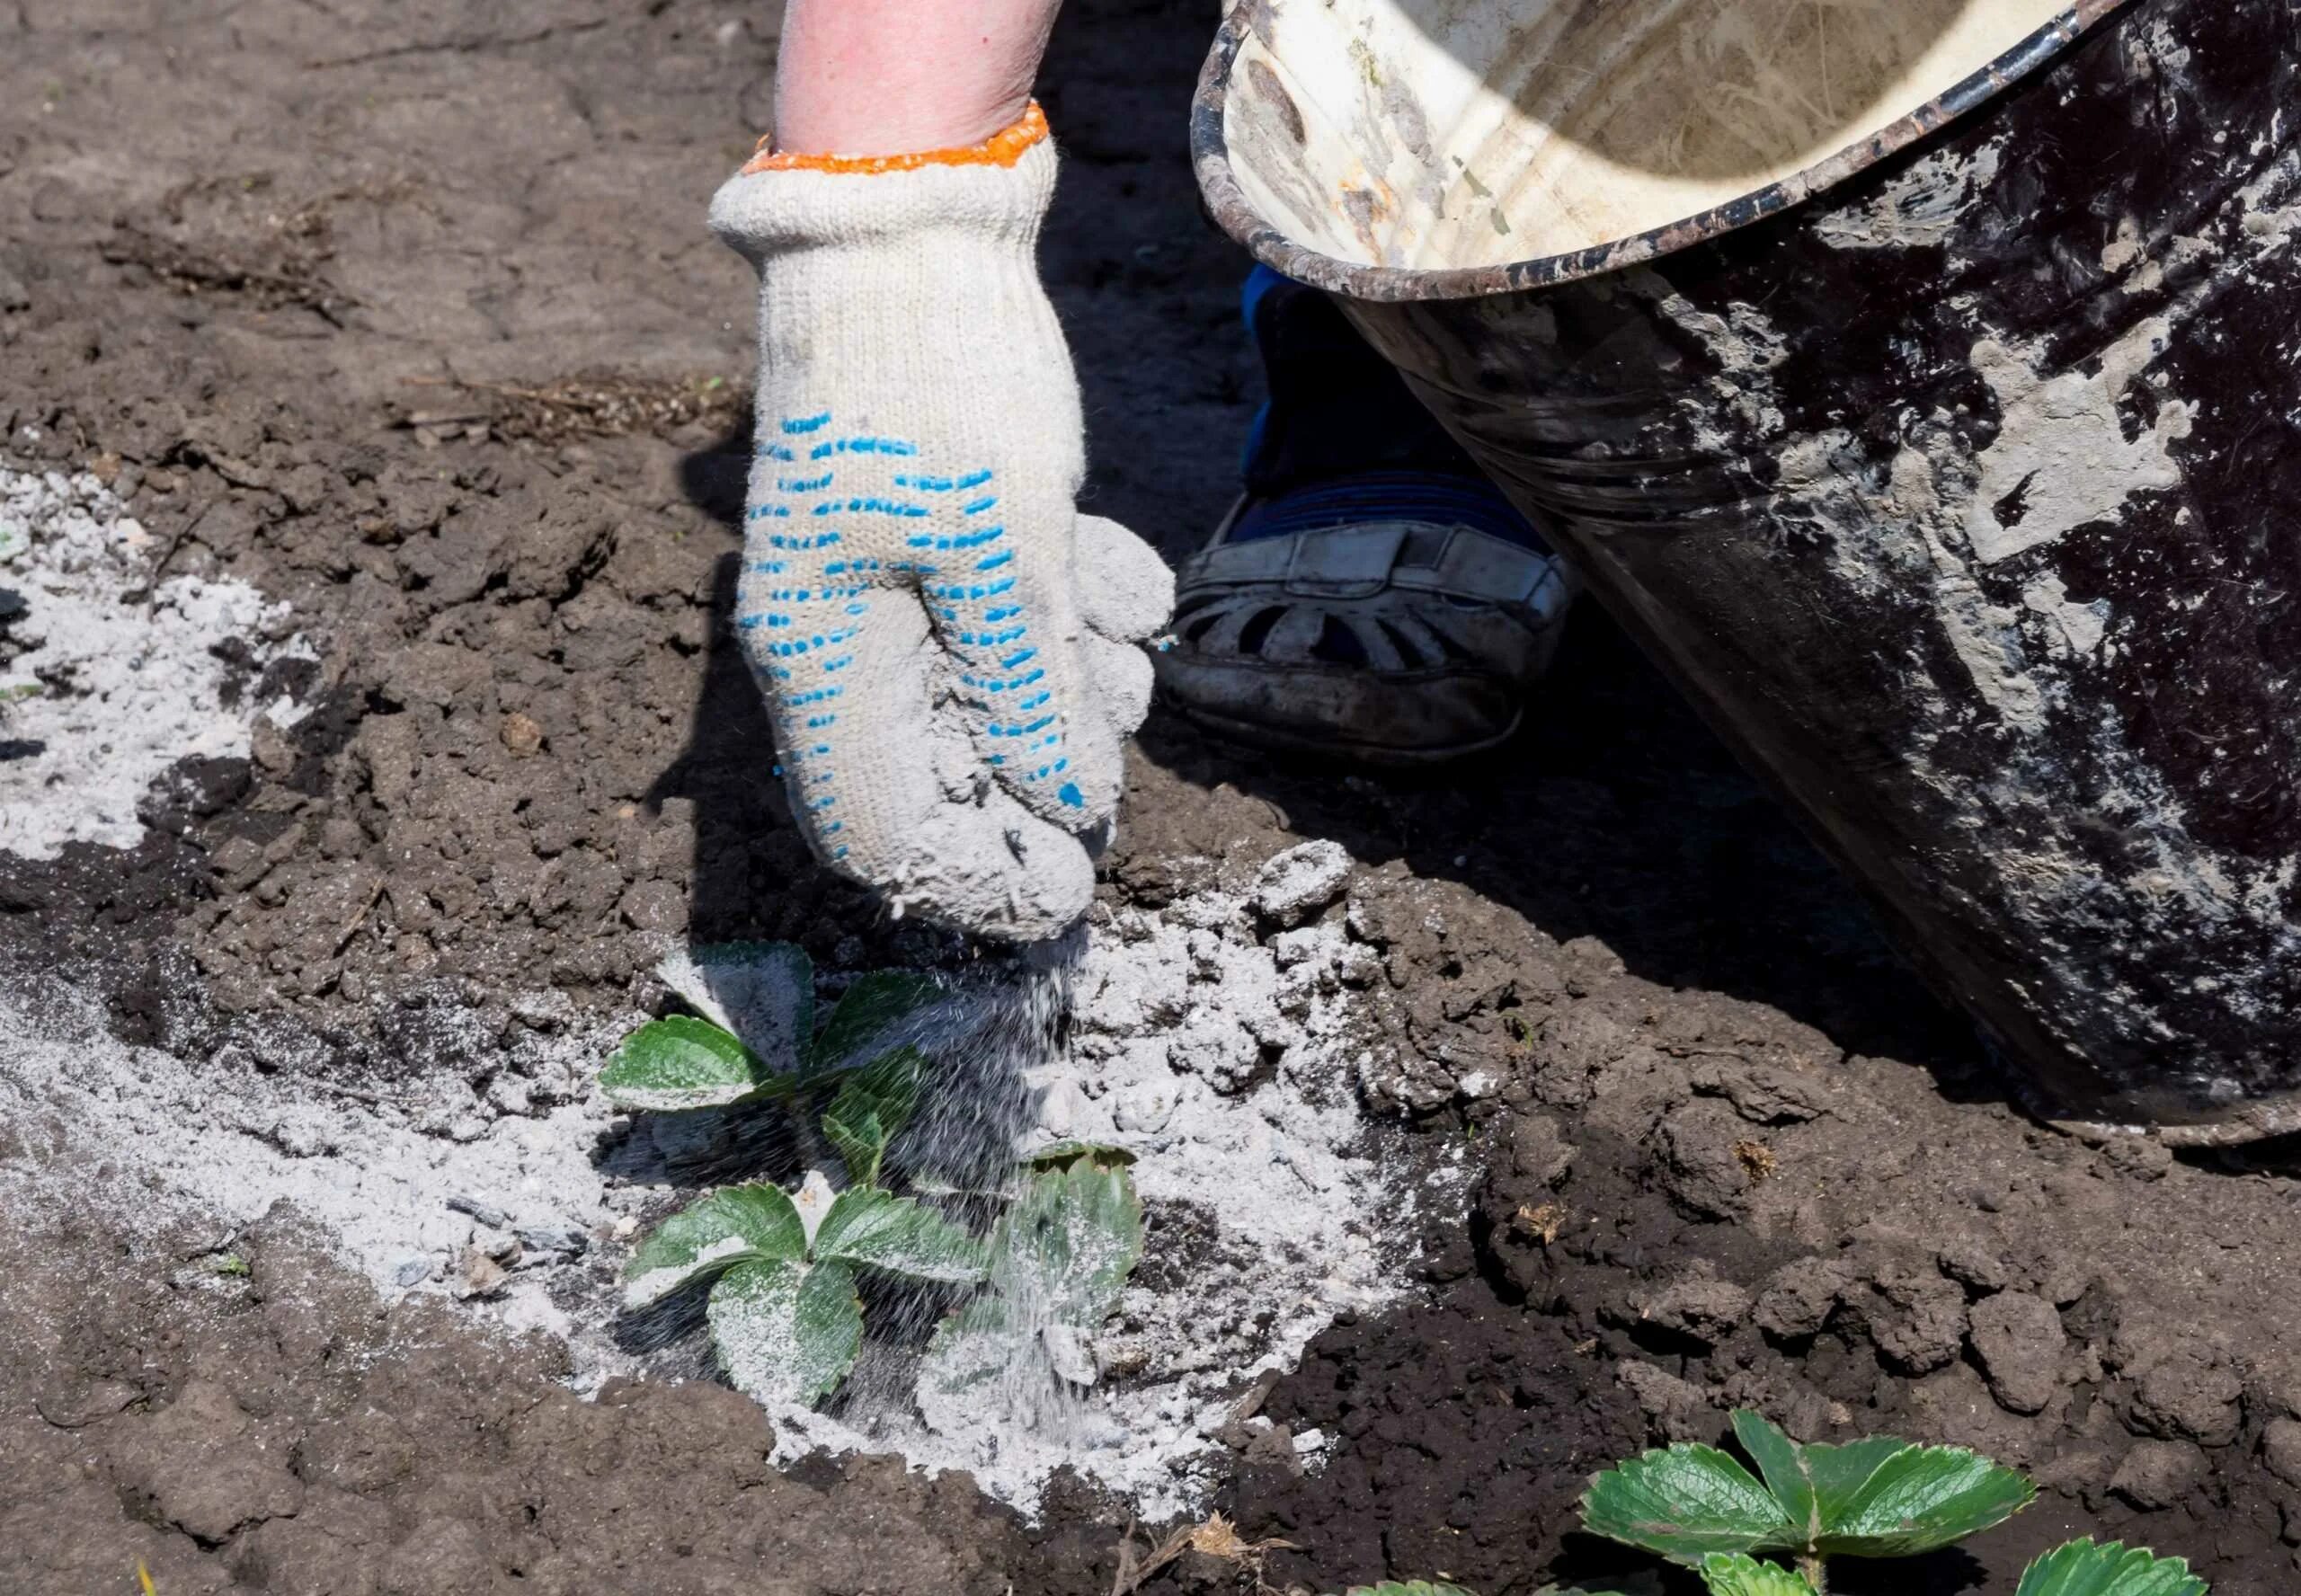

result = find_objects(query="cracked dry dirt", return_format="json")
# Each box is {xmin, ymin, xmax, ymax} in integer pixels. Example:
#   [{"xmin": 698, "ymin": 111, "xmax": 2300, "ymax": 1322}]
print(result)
[{"xmin": 6, "ymin": 2, "xmax": 2301, "ymax": 1592}]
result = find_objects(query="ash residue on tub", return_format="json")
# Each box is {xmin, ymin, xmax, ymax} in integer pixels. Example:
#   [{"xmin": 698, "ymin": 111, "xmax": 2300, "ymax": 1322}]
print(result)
[{"xmin": 1596, "ymin": 108, "xmax": 2301, "ymax": 1122}]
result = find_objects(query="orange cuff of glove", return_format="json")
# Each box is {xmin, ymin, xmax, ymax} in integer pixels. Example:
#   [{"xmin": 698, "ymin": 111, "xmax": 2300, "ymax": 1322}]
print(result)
[{"xmin": 744, "ymin": 102, "xmax": 1050, "ymax": 177}]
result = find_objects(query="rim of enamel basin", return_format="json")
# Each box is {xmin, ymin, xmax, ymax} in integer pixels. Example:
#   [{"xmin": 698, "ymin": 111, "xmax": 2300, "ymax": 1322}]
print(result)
[{"xmin": 1191, "ymin": 0, "xmax": 2136, "ymax": 304}]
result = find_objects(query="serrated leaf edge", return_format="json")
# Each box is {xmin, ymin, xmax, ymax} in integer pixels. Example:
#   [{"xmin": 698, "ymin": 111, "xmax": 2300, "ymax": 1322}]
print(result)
[{"xmin": 1578, "ymin": 1441, "xmax": 1794, "ymax": 1565}]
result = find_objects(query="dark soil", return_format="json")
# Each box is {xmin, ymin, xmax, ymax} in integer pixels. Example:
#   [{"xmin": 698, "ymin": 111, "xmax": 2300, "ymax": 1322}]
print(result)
[{"xmin": 4, "ymin": 1, "xmax": 2300, "ymax": 1593}]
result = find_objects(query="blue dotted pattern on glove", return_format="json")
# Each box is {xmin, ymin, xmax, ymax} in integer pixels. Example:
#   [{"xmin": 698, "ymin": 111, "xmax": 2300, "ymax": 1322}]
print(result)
[{"xmin": 736, "ymin": 411, "xmax": 1085, "ymax": 858}]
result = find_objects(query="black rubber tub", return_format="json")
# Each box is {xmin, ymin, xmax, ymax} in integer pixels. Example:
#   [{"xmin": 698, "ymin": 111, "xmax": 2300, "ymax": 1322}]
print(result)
[{"xmin": 1193, "ymin": 0, "xmax": 2301, "ymax": 1139}]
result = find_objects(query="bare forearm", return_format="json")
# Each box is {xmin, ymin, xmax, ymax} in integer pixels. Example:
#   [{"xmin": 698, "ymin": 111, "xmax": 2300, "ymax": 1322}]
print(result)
[{"xmin": 773, "ymin": 0, "xmax": 1065, "ymax": 156}]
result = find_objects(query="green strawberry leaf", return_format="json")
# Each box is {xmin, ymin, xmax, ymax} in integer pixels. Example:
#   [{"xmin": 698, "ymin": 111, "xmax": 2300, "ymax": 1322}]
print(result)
[
  {"xmin": 822, "ymin": 1106, "xmax": 889, "ymax": 1190},
  {"xmin": 1782, "ymin": 1433, "xmax": 1911, "ymax": 1528},
  {"xmin": 623, "ymin": 1184, "xmax": 804, "ymax": 1308},
  {"xmin": 1728, "ymin": 1410, "xmax": 1905, "ymax": 1551},
  {"xmin": 1730, "ymin": 1412, "xmax": 1816, "ymax": 1540},
  {"xmin": 1580, "ymin": 1443, "xmax": 1798, "ymax": 1565},
  {"xmin": 657, "ymin": 942, "xmax": 813, "ymax": 1067},
  {"xmin": 811, "ymin": 971, "xmax": 942, "ymax": 1072},
  {"xmin": 1697, "ymin": 1555, "xmax": 1820, "ymax": 1596},
  {"xmin": 822, "ymin": 1045, "xmax": 926, "ymax": 1186},
  {"xmin": 1341, "ymin": 1584, "xmax": 1479, "ymax": 1596},
  {"xmin": 706, "ymin": 1256, "xmax": 862, "ymax": 1405},
  {"xmin": 1813, "ymin": 1439, "xmax": 2034, "ymax": 1557},
  {"xmin": 813, "ymin": 1186, "xmax": 987, "ymax": 1284},
  {"xmin": 600, "ymin": 1015, "xmax": 781, "ymax": 1112},
  {"xmin": 2015, "ymin": 1540, "xmax": 2208, "ymax": 1596}
]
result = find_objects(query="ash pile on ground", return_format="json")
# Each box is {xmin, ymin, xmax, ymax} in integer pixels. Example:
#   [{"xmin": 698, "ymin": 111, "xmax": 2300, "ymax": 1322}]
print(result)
[
  {"xmin": 1, "ymin": 466, "xmax": 311, "ymax": 858},
  {"xmin": 772, "ymin": 842, "xmax": 1441, "ymax": 1519},
  {"xmin": 0, "ymin": 482, "xmax": 1433, "ymax": 1516}
]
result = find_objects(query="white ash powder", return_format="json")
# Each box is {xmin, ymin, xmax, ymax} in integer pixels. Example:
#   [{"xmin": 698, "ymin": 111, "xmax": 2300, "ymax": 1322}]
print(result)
[
  {"xmin": 771, "ymin": 882, "xmax": 1420, "ymax": 1520},
  {"xmin": 0, "ymin": 980, "xmax": 640, "ymax": 1361},
  {"xmin": 0, "ymin": 451, "xmax": 1427, "ymax": 1517},
  {"xmin": 0, "ymin": 465, "xmax": 309, "ymax": 860}
]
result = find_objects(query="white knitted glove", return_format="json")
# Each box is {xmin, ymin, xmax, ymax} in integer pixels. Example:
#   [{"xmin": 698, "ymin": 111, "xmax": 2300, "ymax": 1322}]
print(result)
[{"xmin": 709, "ymin": 107, "xmax": 1172, "ymax": 943}]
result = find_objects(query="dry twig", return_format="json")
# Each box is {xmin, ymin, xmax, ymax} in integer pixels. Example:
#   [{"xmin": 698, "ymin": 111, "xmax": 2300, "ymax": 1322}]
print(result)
[{"xmin": 1109, "ymin": 1512, "xmax": 1296, "ymax": 1596}]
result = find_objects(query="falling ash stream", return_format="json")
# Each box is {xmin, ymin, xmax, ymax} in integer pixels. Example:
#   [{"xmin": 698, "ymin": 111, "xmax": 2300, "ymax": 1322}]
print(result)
[{"xmin": 833, "ymin": 929, "xmax": 1094, "ymax": 1451}]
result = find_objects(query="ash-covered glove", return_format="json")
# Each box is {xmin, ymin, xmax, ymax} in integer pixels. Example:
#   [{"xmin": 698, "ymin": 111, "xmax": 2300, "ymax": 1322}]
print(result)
[{"xmin": 709, "ymin": 106, "xmax": 1172, "ymax": 943}]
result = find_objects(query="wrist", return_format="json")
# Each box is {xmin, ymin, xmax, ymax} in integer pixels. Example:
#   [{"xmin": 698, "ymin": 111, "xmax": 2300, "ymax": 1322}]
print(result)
[{"xmin": 767, "ymin": 93, "xmax": 1037, "ymax": 166}]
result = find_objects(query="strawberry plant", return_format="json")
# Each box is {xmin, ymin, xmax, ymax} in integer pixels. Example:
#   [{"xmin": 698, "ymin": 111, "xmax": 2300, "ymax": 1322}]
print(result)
[
  {"xmin": 602, "ymin": 942, "xmax": 1145, "ymax": 1409},
  {"xmin": 1346, "ymin": 1412, "xmax": 2205, "ymax": 1596},
  {"xmin": 622, "ymin": 1168, "xmax": 985, "ymax": 1404},
  {"xmin": 1581, "ymin": 1409, "xmax": 2036, "ymax": 1583}
]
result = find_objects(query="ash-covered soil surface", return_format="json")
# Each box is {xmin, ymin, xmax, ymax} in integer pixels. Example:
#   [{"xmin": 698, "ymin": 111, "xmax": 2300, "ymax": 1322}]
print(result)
[{"xmin": 4, "ymin": 1, "xmax": 2301, "ymax": 1592}]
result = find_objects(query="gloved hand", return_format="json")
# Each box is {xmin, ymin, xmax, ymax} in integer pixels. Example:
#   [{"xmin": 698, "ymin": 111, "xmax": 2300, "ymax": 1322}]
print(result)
[{"xmin": 709, "ymin": 105, "xmax": 1172, "ymax": 943}]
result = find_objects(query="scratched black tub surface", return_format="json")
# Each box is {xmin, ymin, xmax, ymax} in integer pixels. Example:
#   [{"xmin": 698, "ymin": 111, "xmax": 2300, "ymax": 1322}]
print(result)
[{"xmin": 1195, "ymin": 0, "xmax": 2301, "ymax": 1137}]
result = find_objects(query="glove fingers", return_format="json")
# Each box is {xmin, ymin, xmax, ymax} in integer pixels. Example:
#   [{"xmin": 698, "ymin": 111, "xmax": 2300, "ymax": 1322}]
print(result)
[
  {"xmin": 1085, "ymin": 632, "xmax": 1155, "ymax": 741},
  {"xmin": 1073, "ymin": 514, "xmax": 1175, "ymax": 643},
  {"xmin": 743, "ymin": 590, "xmax": 1092, "ymax": 942},
  {"xmin": 926, "ymin": 537, "xmax": 1125, "ymax": 835}
]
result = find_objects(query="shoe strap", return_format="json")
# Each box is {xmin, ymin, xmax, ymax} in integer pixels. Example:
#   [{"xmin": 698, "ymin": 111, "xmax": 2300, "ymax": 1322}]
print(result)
[{"xmin": 1181, "ymin": 519, "xmax": 1567, "ymax": 608}]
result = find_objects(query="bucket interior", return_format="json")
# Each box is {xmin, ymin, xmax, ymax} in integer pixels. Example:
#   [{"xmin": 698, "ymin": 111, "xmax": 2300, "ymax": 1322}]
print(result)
[{"xmin": 1219, "ymin": 0, "xmax": 2072, "ymax": 271}]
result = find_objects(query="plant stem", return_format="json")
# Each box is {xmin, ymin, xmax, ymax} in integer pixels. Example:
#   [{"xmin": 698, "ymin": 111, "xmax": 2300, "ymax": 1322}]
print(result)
[{"xmin": 1798, "ymin": 1554, "xmax": 1827, "ymax": 1592}]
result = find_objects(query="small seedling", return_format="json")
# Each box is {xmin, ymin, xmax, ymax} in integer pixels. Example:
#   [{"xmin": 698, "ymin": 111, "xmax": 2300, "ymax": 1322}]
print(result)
[
  {"xmin": 603, "ymin": 944, "xmax": 1148, "ymax": 1411},
  {"xmin": 1581, "ymin": 1409, "xmax": 2035, "ymax": 1582},
  {"xmin": 1363, "ymin": 1411, "xmax": 2205, "ymax": 1596},
  {"xmin": 624, "ymin": 1169, "xmax": 985, "ymax": 1404},
  {"xmin": 604, "ymin": 943, "xmax": 962, "ymax": 1403}
]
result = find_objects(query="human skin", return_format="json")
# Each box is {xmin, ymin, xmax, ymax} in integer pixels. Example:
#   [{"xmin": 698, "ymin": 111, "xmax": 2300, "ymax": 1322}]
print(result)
[{"xmin": 771, "ymin": 0, "xmax": 1068, "ymax": 156}]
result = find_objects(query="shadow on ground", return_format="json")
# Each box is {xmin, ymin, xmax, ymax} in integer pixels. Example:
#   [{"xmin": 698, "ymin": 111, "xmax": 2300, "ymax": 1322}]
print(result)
[{"xmin": 662, "ymin": 402, "xmax": 1984, "ymax": 1102}]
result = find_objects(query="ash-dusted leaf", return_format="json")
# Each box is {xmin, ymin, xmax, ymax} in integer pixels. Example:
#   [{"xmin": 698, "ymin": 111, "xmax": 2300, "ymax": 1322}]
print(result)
[
  {"xmin": 823, "ymin": 1046, "xmax": 925, "ymax": 1186},
  {"xmin": 1815, "ymin": 1440, "xmax": 2033, "ymax": 1557},
  {"xmin": 914, "ymin": 1156, "xmax": 1145, "ymax": 1412},
  {"xmin": 706, "ymin": 1256, "xmax": 862, "ymax": 1405},
  {"xmin": 812, "ymin": 971, "xmax": 942, "ymax": 1071},
  {"xmin": 2015, "ymin": 1540, "xmax": 2207, "ymax": 1596},
  {"xmin": 1340, "ymin": 1584, "xmax": 1479, "ymax": 1596},
  {"xmin": 657, "ymin": 942, "xmax": 813, "ymax": 1067},
  {"xmin": 1581, "ymin": 1444, "xmax": 1797, "ymax": 1565},
  {"xmin": 813, "ymin": 1186, "xmax": 986, "ymax": 1284},
  {"xmin": 599, "ymin": 1015, "xmax": 775, "ymax": 1112},
  {"xmin": 917, "ymin": 1293, "xmax": 1012, "ymax": 1400},
  {"xmin": 1024, "ymin": 1139, "xmax": 1139, "ymax": 1170},
  {"xmin": 998, "ymin": 1153, "xmax": 1145, "ymax": 1329},
  {"xmin": 1696, "ymin": 1555, "xmax": 1820, "ymax": 1596},
  {"xmin": 623, "ymin": 1184, "xmax": 804, "ymax": 1308},
  {"xmin": 1728, "ymin": 1409, "xmax": 1907, "ymax": 1551}
]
